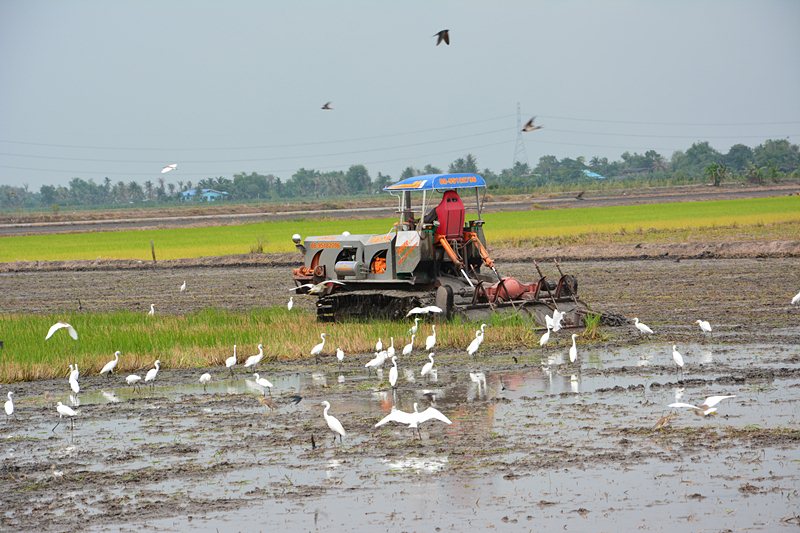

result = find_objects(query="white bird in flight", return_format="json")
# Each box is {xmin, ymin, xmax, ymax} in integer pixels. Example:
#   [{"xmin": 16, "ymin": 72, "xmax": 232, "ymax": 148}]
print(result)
[
  {"xmin": 321, "ymin": 401, "xmax": 346, "ymax": 444},
  {"xmin": 290, "ymin": 280, "xmax": 346, "ymax": 296},
  {"xmin": 244, "ymin": 344, "xmax": 264, "ymax": 368},
  {"xmin": 375, "ymin": 402, "xmax": 452, "ymax": 439},
  {"xmin": 668, "ymin": 395, "xmax": 736, "ymax": 416},
  {"xmin": 406, "ymin": 305, "xmax": 443, "ymax": 318},
  {"xmin": 46, "ymin": 322, "xmax": 78, "ymax": 341},
  {"xmin": 551, "ymin": 310, "xmax": 564, "ymax": 332},
  {"xmin": 100, "ymin": 351, "xmax": 121, "ymax": 376},
  {"xmin": 633, "ymin": 317, "xmax": 654, "ymax": 335},
  {"xmin": 425, "ymin": 325, "xmax": 437, "ymax": 351},
  {"xmin": 161, "ymin": 163, "xmax": 178, "ymax": 174}
]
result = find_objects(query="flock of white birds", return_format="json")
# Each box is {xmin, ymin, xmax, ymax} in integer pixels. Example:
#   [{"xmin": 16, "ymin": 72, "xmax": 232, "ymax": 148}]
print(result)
[{"xmin": 3, "ymin": 285, "xmax": 799, "ymax": 441}]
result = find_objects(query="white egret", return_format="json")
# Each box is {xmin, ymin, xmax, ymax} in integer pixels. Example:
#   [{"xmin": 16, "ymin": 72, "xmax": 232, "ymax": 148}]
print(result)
[
  {"xmin": 53, "ymin": 402, "xmax": 77, "ymax": 431},
  {"xmin": 199, "ymin": 373, "xmax": 211, "ymax": 392},
  {"xmin": 287, "ymin": 296, "xmax": 294, "ymax": 310},
  {"xmin": 244, "ymin": 344, "xmax": 264, "ymax": 368},
  {"xmin": 668, "ymin": 395, "xmax": 736, "ymax": 416},
  {"xmin": 402, "ymin": 335, "xmax": 415, "ymax": 357},
  {"xmin": 374, "ymin": 406, "xmax": 415, "ymax": 428},
  {"xmin": 633, "ymin": 318, "xmax": 654, "ymax": 335},
  {"xmin": 336, "ymin": 347, "xmax": 344, "ymax": 369},
  {"xmin": 389, "ymin": 356, "xmax": 398, "ymax": 389},
  {"xmin": 100, "ymin": 351, "xmax": 121, "ymax": 376},
  {"xmin": 4, "ymin": 391, "xmax": 13, "ymax": 418},
  {"xmin": 321, "ymin": 401, "xmax": 346, "ymax": 444},
  {"xmin": 180, "ymin": 280, "xmax": 186, "ymax": 292},
  {"xmin": 126, "ymin": 374, "xmax": 142, "ymax": 391},
  {"xmin": 408, "ymin": 317, "xmax": 421, "ymax": 336},
  {"xmin": 695, "ymin": 319, "xmax": 712, "ymax": 336},
  {"xmin": 365, "ymin": 351, "xmax": 387, "ymax": 373},
  {"xmin": 405, "ymin": 306, "xmax": 443, "ymax": 318},
  {"xmin": 672, "ymin": 345, "xmax": 685, "ymax": 369},
  {"xmin": 290, "ymin": 280, "xmax": 345, "ymax": 296},
  {"xmin": 311, "ymin": 333, "xmax": 326, "ymax": 361},
  {"xmin": 375, "ymin": 338, "xmax": 383, "ymax": 352},
  {"xmin": 69, "ymin": 376, "xmax": 80, "ymax": 394},
  {"xmin": 225, "ymin": 345, "xmax": 237, "ymax": 375},
  {"xmin": 792, "ymin": 290, "xmax": 800, "ymax": 305},
  {"xmin": 467, "ymin": 330, "xmax": 483, "ymax": 357},
  {"xmin": 539, "ymin": 325, "xmax": 551, "ymax": 349},
  {"xmin": 253, "ymin": 373, "xmax": 273, "ymax": 396},
  {"xmin": 421, "ymin": 353, "xmax": 435, "ymax": 377},
  {"xmin": 545, "ymin": 314, "xmax": 554, "ymax": 330},
  {"xmin": 409, "ymin": 402, "xmax": 452, "ymax": 439},
  {"xmin": 45, "ymin": 322, "xmax": 78, "ymax": 341},
  {"xmin": 569, "ymin": 334, "xmax": 578, "ymax": 363},
  {"xmin": 69, "ymin": 363, "xmax": 79, "ymax": 382},
  {"xmin": 148, "ymin": 304, "xmax": 155, "ymax": 316},
  {"xmin": 145, "ymin": 359, "xmax": 160, "ymax": 389},
  {"xmin": 552, "ymin": 310, "xmax": 564, "ymax": 332},
  {"xmin": 161, "ymin": 163, "xmax": 178, "ymax": 174},
  {"xmin": 387, "ymin": 337, "xmax": 395, "ymax": 359},
  {"xmin": 425, "ymin": 325, "xmax": 437, "ymax": 351}
]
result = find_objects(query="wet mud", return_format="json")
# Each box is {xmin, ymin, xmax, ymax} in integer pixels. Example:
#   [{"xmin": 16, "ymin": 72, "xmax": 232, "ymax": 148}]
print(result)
[{"xmin": 1, "ymin": 258, "xmax": 800, "ymax": 531}]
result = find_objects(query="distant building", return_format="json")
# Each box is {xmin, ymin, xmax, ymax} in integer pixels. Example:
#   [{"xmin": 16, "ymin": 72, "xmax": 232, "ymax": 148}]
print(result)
[
  {"xmin": 582, "ymin": 169, "xmax": 608, "ymax": 180},
  {"xmin": 180, "ymin": 188, "xmax": 229, "ymax": 202}
]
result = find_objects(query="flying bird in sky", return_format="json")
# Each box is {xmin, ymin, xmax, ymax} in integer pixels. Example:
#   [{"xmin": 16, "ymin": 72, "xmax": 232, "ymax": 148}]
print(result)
[
  {"xmin": 161, "ymin": 163, "xmax": 178, "ymax": 174},
  {"xmin": 521, "ymin": 117, "xmax": 543, "ymax": 132},
  {"xmin": 434, "ymin": 29, "xmax": 450, "ymax": 46},
  {"xmin": 321, "ymin": 102, "xmax": 333, "ymax": 110}
]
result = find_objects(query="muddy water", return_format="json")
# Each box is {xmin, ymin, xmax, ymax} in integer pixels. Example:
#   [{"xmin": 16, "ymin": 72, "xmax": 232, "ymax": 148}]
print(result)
[{"xmin": 2, "ymin": 340, "xmax": 799, "ymax": 532}]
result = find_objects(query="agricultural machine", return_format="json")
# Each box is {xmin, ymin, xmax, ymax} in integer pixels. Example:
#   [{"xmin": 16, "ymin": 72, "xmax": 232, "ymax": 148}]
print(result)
[{"xmin": 291, "ymin": 173, "xmax": 594, "ymax": 326}]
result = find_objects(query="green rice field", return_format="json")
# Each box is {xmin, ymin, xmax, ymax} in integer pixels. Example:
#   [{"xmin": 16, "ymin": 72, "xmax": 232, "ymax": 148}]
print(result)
[{"xmin": 0, "ymin": 196, "xmax": 798, "ymax": 262}]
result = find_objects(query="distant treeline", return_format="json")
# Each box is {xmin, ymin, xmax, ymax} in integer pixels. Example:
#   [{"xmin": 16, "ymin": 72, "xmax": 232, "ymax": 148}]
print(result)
[{"xmin": 1, "ymin": 139, "xmax": 798, "ymax": 210}]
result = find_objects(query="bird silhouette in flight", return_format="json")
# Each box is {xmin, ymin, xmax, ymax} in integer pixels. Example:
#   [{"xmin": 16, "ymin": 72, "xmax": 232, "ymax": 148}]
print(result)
[
  {"xmin": 434, "ymin": 29, "xmax": 450, "ymax": 46},
  {"xmin": 522, "ymin": 117, "xmax": 543, "ymax": 132}
]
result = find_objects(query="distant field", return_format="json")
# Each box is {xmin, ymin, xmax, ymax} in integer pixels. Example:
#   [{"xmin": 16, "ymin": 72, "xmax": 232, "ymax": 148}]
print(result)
[{"xmin": 0, "ymin": 196, "xmax": 797, "ymax": 262}]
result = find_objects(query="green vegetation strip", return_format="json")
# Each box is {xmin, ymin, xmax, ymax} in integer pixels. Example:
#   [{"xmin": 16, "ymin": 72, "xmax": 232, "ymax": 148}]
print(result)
[
  {"xmin": 0, "ymin": 196, "xmax": 797, "ymax": 262},
  {"xmin": 0, "ymin": 308, "xmax": 531, "ymax": 382}
]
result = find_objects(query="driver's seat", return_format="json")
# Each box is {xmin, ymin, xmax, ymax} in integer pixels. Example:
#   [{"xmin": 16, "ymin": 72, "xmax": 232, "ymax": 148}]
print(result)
[{"xmin": 434, "ymin": 190, "xmax": 465, "ymax": 240}]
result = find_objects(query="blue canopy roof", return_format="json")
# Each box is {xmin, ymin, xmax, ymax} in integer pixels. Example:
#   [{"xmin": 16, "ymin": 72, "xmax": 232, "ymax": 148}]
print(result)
[{"xmin": 384, "ymin": 173, "xmax": 486, "ymax": 191}]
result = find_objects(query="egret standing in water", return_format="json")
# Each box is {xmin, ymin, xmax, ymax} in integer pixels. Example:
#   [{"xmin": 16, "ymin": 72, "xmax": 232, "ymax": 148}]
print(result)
[
  {"xmin": 425, "ymin": 325, "xmax": 437, "ymax": 351},
  {"xmin": 53, "ymin": 402, "xmax": 78, "ymax": 431},
  {"xmin": 672, "ymin": 345, "xmax": 685, "ymax": 376},
  {"xmin": 388, "ymin": 356, "xmax": 399, "ymax": 389},
  {"xmin": 225, "ymin": 345, "xmax": 237, "ymax": 376},
  {"xmin": 375, "ymin": 338, "xmax": 383, "ymax": 353},
  {"xmin": 386, "ymin": 337, "xmax": 395, "ymax": 359},
  {"xmin": 539, "ymin": 325, "xmax": 551, "ymax": 350},
  {"xmin": 321, "ymin": 401, "xmax": 346, "ymax": 444},
  {"xmin": 421, "ymin": 353, "xmax": 435, "ymax": 378},
  {"xmin": 126, "ymin": 374, "xmax": 142, "ymax": 392},
  {"xmin": 253, "ymin": 373, "xmax": 273, "ymax": 396},
  {"xmin": 4, "ymin": 391, "xmax": 14, "ymax": 419},
  {"xmin": 336, "ymin": 347, "xmax": 345, "ymax": 370},
  {"xmin": 100, "ymin": 351, "xmax": 121, "ymax": 376},
  {"xmin": 244, "ymin": 344, "xmax": 264, "ymax": 369},
  {"xmin": 199, "ymin": 373, "xmax": 211, "ymax": 392},
  {"xmin": 633, "ymin": 318, "xmax": 654, "ymax": 335},
  {"xmin": 145, "ymin": 359, "xmax": 161, "ymax": 390},
  {"xmin": 569, "ymin": 334, "xmax": 579, "ymax": 363},
  {"xmin": 402, "ymin": 336, "xmax": 415, "ymax": 357},
  {"xmin": 467, "ymin": 329, "xmax": 483, "ymax": 357},
  {"xmin": 311, "ymin": 333, "xmax": 326, "ymax": 363}
]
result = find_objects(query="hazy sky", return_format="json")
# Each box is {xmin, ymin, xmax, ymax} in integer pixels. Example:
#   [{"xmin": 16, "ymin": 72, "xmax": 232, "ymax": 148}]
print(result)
[{"xmin": 1, "ymin": 0, "xmax": 799, "ymax": 188}]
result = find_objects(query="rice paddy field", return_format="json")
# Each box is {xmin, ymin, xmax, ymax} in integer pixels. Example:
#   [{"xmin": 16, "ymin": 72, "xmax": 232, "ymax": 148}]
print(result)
[{"xmin": 0, "ymin": 196, "xmax": 798, "ymax": 262}]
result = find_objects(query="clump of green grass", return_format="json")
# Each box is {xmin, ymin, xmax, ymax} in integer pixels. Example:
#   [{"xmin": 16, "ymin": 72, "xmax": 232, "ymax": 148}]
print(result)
[
  {"xmin": 582, "ymin": 312, "xmax": 603, "ymax": 341},
  {"xmin": 0, "ymin": 310, "xmax": 533, "ymax": 382}
]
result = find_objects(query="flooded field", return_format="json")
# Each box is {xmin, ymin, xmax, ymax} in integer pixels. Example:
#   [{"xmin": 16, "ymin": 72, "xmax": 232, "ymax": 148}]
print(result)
[
  {"xmin": 2, "ymin": 340, "xmax": 799, "ymax": 532},
  {"xmin": 1, "ymin": 258, "xmax": 799, "ymax": 531}
]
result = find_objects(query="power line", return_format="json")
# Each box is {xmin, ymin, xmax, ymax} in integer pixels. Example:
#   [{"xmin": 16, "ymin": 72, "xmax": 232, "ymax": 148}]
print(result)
[
  {"xmin": 536, "ymin": 114, "xmax": 800, "ymax": 127},
  {"xmin": 0, "ymin": 114, "xmax": 516, "ymax": 152}
]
